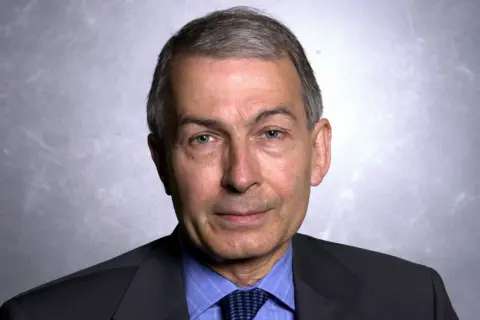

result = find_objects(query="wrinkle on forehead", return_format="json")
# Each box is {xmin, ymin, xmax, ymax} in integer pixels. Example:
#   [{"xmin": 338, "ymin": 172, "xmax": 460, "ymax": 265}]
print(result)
[{"xmin": 170, "ymin": 55, "xmax": 305, "ymax": 128}]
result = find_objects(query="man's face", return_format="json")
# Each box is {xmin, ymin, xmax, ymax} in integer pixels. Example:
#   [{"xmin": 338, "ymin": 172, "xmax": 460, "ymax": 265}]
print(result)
[{"xmin": 151, "ymin": 55, "xmax": 331, "ymax": 261}]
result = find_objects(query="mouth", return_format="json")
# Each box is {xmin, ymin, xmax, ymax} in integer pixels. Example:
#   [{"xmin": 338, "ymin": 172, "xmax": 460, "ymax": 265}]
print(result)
[{"xmin": 215, "ymin": 210, "xmax": 269, "ymax": 226}]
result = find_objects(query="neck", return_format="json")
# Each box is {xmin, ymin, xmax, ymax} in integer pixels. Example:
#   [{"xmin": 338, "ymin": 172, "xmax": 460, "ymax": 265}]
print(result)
[
  {"xmin": 209, "ymin": 242, "xmax": 290, "ymax": 287},
  {"xmin": 180, "ymin": 232, "xmax": 290, "ymax": 287}
]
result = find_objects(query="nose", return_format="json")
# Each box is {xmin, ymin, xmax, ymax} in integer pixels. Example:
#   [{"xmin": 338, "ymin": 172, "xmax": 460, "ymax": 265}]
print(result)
[{"xmin": 222, "ymin": 142, "xmax": 260, "ymax": 193}]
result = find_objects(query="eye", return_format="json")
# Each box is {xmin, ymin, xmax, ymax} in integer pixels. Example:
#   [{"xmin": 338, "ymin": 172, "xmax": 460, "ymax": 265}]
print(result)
[
  {"xmin": 191, "ymin": 134, "xmax": 213, "ymax": 145},
  {"xmin": 263, "ymin": 129, "xmax": 284, "ymax": 139}
]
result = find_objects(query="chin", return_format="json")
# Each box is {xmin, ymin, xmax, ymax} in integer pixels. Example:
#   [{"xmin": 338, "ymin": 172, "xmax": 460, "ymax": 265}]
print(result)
[{"xmin": 206, "ymin": 230, "xmax": 284, "ymax": 261}]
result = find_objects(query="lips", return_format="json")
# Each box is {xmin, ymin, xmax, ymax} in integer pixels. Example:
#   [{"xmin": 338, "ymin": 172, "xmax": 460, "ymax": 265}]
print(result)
[
  {"xmin": 216, "ymin": 211, "xmax": 265, "ymax": 216},
  {"xmin": 215, "ymin": 210, "xmax": 269, "ymax": 226}
]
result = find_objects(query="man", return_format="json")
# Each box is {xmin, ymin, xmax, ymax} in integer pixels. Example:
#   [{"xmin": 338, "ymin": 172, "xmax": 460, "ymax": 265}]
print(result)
[{"xmin": 0, "ymin": 6, "xmax": 458, "ymax": 320}]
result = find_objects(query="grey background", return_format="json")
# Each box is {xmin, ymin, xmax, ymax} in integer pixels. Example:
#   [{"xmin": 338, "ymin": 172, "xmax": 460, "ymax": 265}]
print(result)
[{"xmin": 0, "ymin": 0, "xmax": 478, "ymax": 318}]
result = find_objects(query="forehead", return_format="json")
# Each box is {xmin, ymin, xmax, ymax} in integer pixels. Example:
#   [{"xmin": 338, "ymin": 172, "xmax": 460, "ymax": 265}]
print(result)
[{"xmin": 170, "ymin": 55, "xmax": 304, "ymax": 122}]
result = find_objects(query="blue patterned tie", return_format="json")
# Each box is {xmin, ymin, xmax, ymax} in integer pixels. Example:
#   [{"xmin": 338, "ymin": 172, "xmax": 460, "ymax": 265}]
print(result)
[{"xmin": 219, "ymin": 288, "xmax": 270, "ymax": 320}]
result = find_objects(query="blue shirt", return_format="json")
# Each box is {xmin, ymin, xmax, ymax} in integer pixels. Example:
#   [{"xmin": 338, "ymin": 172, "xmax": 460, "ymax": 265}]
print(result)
[{"xmin": 181, "ymin": 242, "xmax": 295, "ymax": 320}]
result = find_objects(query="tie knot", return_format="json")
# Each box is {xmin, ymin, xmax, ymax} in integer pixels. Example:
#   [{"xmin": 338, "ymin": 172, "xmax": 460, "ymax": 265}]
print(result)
[{"xmin": 219, "ymin": 288, "xmax": 270, "ymax": 320}]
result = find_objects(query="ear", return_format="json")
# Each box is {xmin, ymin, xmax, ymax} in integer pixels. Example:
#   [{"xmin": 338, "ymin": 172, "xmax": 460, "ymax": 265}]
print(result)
[
  {"xmin": 310, "ymin": 119, "xmax": 332, "ymax": 186},
  {"xmin": 148, "ymin": 133, "xmax": 172, "ymax": 195}
]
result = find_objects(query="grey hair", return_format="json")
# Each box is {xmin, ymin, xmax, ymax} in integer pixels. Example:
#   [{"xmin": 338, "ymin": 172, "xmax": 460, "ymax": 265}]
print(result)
[{"xmin": 147, "ymin": 6, "xmax": 323, "ymax": 141}]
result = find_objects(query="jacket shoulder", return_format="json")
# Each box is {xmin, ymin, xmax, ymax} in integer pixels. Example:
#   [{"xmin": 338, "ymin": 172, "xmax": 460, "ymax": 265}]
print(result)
[
  {"xmin": 294, "ymin": 233, "xmax": 437, "ymax": 317},
  {"xmin": 296, "ymin": 233, "xmax": 458, "ymax": 319},
  {"xmin": 0, "ymin": 234, "xmax": 171, "ymax": 319},
  {"xmin": 295, "ymin": 233, "xmax": 430, "ymax": 273}
]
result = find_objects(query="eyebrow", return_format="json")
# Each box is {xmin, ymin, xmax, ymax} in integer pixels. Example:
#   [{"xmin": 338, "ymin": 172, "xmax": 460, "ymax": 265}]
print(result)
[{"xmin": 177, "ymin": 106, "xmax": 297, "ymax": 130}]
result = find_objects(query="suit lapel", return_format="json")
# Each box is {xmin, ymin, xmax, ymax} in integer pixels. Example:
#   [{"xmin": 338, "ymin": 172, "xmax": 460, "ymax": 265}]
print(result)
[
  {"xmin": 112, "ymin": 228, "xmax": 189, "ymax": 320},
  {"xmin": 292, "ymin": 234, "xmax": 367, "ymax": 320},
  {"xmin": 111, "ymin": 230, "xmax": 392, "ymax": 320}
]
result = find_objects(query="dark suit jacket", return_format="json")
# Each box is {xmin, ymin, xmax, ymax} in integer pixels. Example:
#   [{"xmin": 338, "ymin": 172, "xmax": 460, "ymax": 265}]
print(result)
[{"xmin": 0, "ymin": 229, "xmax": 458, "ymax": 320}]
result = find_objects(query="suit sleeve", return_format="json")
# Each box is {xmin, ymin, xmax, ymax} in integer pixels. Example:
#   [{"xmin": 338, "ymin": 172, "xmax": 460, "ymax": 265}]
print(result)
[
  {"xmin": 429, "ymin": 267, "xmax": 459, "ymax": 320},
  {"xmin": 0, "ymin": 299, "xmax": 24, "ymax": 320}
]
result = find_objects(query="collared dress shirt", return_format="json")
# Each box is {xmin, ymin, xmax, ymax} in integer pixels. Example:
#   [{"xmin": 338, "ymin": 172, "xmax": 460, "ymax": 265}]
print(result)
[{"xmin": 181, "ymin": 242, "xmax": 295, "ymax": 320}]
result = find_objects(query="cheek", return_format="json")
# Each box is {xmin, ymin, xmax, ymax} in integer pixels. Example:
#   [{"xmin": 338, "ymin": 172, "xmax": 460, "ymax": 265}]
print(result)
[
  {"xmin": 260, "ymin": 148, "xmax": 311, "ymax": 199},
  {"xmin": 172, "ymin": 152, "xmax": 221, "ymax": 209}
]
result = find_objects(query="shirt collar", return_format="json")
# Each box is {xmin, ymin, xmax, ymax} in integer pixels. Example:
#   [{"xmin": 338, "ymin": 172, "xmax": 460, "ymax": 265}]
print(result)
[
  {"xmin": 256, "ymin": 243, "xmax": 295, "ymax": 310},
  {"xmin": 180, "ymin": 240, "xmax": 295, "ymax": 319}
]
